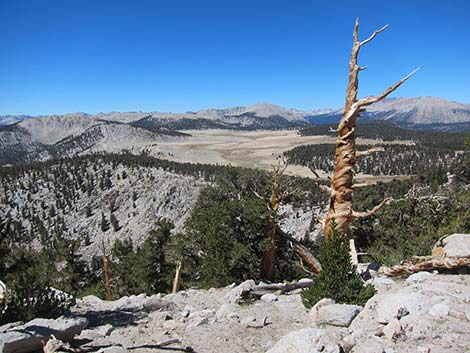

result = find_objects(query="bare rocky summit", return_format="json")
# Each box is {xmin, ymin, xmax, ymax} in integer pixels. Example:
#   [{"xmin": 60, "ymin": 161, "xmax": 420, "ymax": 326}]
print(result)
[{"xmin": 2, "ymin": 272, "xmax": 470, "ymax": 353}]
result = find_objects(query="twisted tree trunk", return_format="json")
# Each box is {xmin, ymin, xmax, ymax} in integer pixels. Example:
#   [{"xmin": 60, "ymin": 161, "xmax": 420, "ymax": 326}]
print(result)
[{"xmin": 315, "ymin": 19, "xmax": 420, "ymax": 262}]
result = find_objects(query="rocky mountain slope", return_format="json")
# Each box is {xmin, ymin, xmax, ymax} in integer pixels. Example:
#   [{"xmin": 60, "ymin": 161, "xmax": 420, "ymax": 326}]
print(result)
[
  {"xmin": 0, "ymin": 157, "xmax": 206, "ymax": 260},
  {"xmin": 0, "ymin": 115, "xmax": 32, "ymax": 126},
  {"xmin": 0, "ymin": 118, "xmax": 185, "ymax": 165},
  {"xmin": 0, "ymin": 154, "xmax": 318, "ymax": 261}
]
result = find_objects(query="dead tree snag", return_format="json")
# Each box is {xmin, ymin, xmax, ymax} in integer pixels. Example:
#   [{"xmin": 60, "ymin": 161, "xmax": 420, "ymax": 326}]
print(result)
[{"xmin": 319, "ymin": 19, "xmax": 420, "ymax": 262}]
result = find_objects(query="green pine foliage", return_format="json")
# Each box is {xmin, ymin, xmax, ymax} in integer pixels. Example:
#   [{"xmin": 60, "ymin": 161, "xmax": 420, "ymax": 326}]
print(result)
[
  {"xmin": 353, "ymin": 186, "xmax": 470, "ymax": 266},
  {"xmin": 301, "ymin": 222, "xmax": 376, "ymax": 308},
  {"xmin": 180, "ymin": 167, "xmax": 312, "ymax": 288},
  {"xmin": 111, "ymin": 219, "xmax": 175, "ymax": 296},
  {"xmin": 0, "ymin": 246, "xmax": 72, "ymax": 324}
]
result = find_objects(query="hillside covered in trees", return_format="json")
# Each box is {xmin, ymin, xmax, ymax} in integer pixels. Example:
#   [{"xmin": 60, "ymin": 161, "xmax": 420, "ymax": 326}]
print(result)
[{"xmin": 285, "ymin": 121, "xmax": 467, "ymax": 176}]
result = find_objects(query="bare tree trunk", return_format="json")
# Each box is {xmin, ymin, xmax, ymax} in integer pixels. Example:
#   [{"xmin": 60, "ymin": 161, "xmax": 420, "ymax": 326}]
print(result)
[
  {"xmin": 172, "ymin": 260, "xmax": 183, "ymax": 293},
  {"xmin": 314, "ymin": 19, "xmax": 420, "ymax": 261},
  {"xmin": 101, "ymin": 238, "xmax": 112, "ymax": 301}
]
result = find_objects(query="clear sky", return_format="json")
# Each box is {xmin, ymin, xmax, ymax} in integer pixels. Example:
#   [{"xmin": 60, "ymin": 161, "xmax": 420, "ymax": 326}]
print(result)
[{"xmin": 1, "ymin": 0, "xmax": 469, "ymax": 115}]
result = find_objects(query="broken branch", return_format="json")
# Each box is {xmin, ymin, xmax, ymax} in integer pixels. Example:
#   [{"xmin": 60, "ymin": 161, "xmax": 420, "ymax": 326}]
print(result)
[
  {"xmin": 357, "ymin": 67, "xmax": 422, "ymax": 108},
  {"xmin": 240, "ymin": 279, "xmax": 314, "ymax": 299},
  {"xmin": 351, "ymin": 197, "xmax": 390, "ymax": 218}
]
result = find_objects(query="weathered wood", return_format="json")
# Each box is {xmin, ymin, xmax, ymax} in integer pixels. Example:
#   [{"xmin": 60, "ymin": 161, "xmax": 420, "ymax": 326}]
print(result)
[
  {"xmin": 322, "ymin": 19, "xmax": 419, "ymax": 240},
  {"xmin": 275, "ymin": 226, "xmax": 322, "ymax": 274},
  {"xmin": 379, "ymin": 255, "xmax": 470, "ymax": 276},
  {"xmin": 100, "ymin": 238, "xmax": 112, "ymax": 301},
  {"xmin": 172, "ymin": 260, "xmax": 183, "ymax": 294},
  {"xmin": 263, "ymin": 158, "xmax": 288, "ymax": 280},
  {"xmin": 240, "ymin": 279, "xmax": 314, "ymax": 299}
]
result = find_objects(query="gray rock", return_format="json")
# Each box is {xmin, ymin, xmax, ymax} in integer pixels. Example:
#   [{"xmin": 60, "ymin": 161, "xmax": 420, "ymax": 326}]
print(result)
[
  {"xmin": 351, "ymin": 340, "xmax": 383, "ymax": 353},
  {"xmin": 186, "ymin": 317, "xmax": 208, "ymax": 329},
  {"xmin": 399, "ymin": 314, "xmax": 434, "ymax": 340},
  {"xmin": 0, "ymin": 316, "xmax": 88, "ymax": 353},
  {"xmin": 188, "ymin": 309, "xmax": 215, "ymax": 321},
  {"xmin": 371, "ymin": 277, "xmax": 394, "ymax": 287},
  {"xmin": 315, "ymin": 304, "xmax": 362, "ymax": 327},
  {"xmin": 80, "ymin": 294, "xmax": 103, "ymax": 304},
  {"xmin": 309, "ymin": 298, "xmax": 336, "ymax": 322},
  {"xmin": 261, "ymin": 293, "xmax": 278, "ymax": 303},
  {"xmin": 78, "ymin": 324, "xmax": 113, "ymax": 340},
  {"xmin": 376, "ymin": 292, "xmax": 426, "ymax": 324},
  {"xmin": 240, "ymin": 316, "xmax": 257, "ymax": 325},
  {"xmin": 222, "ymin": 279, "xmax": 255, "ymax": 303},
  {"xmin": 216, "ymin": 303, "xmax": 241, "ymax": 321},
  {"xmin": 149, "ymin": 311, "xmax": 173, "ymax": 321},
  {"xmin": 406, "ymin": 271, "xmax": 434, "ymax": 283},
  {"xmin": 436, "ymin": 233, "xmax": 470, "ymax": 257},
  {"xmin": 162, "ymin": 320, "xmax": 179, "ymax": 331},
  {"xmin": 429, "ymin": 303, "xmax": 450, "ymax": 317},
  {"xmin": 266, "ymin": 328, "xmax": 340, "ymax": 353},
  {"xmin": 383, "ymin": 318, "xmax": 402, "ymax": 340},
  {"xmin": 0, "ymin": 322, "xmax": 22, "ymax": 333},
  {"xmin": 142, "ymin": 296, "xmax": 176, "ymax": 312}
]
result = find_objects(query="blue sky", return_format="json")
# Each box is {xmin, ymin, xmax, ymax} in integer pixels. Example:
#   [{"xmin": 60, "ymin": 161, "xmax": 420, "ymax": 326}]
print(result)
[{"xmin": 1, "ymin": 0, "xmax": 469, "ymax": 115}]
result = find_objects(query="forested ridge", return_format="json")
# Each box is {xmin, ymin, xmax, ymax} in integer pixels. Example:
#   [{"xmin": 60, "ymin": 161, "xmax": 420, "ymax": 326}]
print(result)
[{"xmin": 286, "ymin": 121, "xmax": 467, "ymax": 176}]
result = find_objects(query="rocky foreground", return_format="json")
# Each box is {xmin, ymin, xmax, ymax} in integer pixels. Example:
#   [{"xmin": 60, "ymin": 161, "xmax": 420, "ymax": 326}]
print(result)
[{"xmin": 1, "ymin": 271, "xmax": 470, "ymax": 353}]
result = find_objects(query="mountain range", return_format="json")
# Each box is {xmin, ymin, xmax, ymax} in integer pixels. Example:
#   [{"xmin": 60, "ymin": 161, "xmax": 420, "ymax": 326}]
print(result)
[
  {"xmin": 1, "ymin": 96, "xmax": 469, "ymax": 130},
  {"xmin": 304, "ymin": 97, "xmax": 470, "ymax": 131},
  {"xmin": 1, "ymin": 97, "xmax": 469, "ymax": 165}
]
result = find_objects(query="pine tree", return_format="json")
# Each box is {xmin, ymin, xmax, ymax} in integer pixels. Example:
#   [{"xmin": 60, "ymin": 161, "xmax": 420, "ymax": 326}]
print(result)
[{"xmin": 301, "ymin": 221, "xmax": 376, "ymax": 308}]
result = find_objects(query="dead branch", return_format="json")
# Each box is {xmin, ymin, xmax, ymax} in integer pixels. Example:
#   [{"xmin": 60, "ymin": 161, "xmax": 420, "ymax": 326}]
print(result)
[
  {"xmin": 276, "ymin": 226, "xmax": 322, "ymax": 274},
  {"xmin": 356, "ymin": 67, "xmax": 422, "ymax": 108},
  {"xmin": 359, "ymin": 24, "xmax": 389, "ymax": 47},
  {"xmin": 308, "ymin": 166, "xmax": 333, "ymax": 195},
  {"xmin": 240, "ymin": 279, "xmax": 314, "ymax": 299},
  {"xmin": 75, "ymin": 339, "xmax": 192, "ymax": 353},
  {"xmin": 356, "ymin": 146, "xmax": 385, "ymax": 157},
  {"xmin": 379, "ymin": 255, "xmax": 470, "ymax": 276},
  {"xmin": 251, "ymin": 187, "xmax": 268, "ymax": 203},
  {"xmin": 351, "ymin": 198, "xmax": 391, "ymax": 219}
]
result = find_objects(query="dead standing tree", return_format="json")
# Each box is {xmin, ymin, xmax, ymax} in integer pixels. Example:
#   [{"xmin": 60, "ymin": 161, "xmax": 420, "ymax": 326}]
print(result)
[
  {"xmin": 316, "ymin": 19, "xmax": 420, "ymax": 262},
  {"xmin": 252, "ymin": 157, "xmax": 288, "ymax": 280}
]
